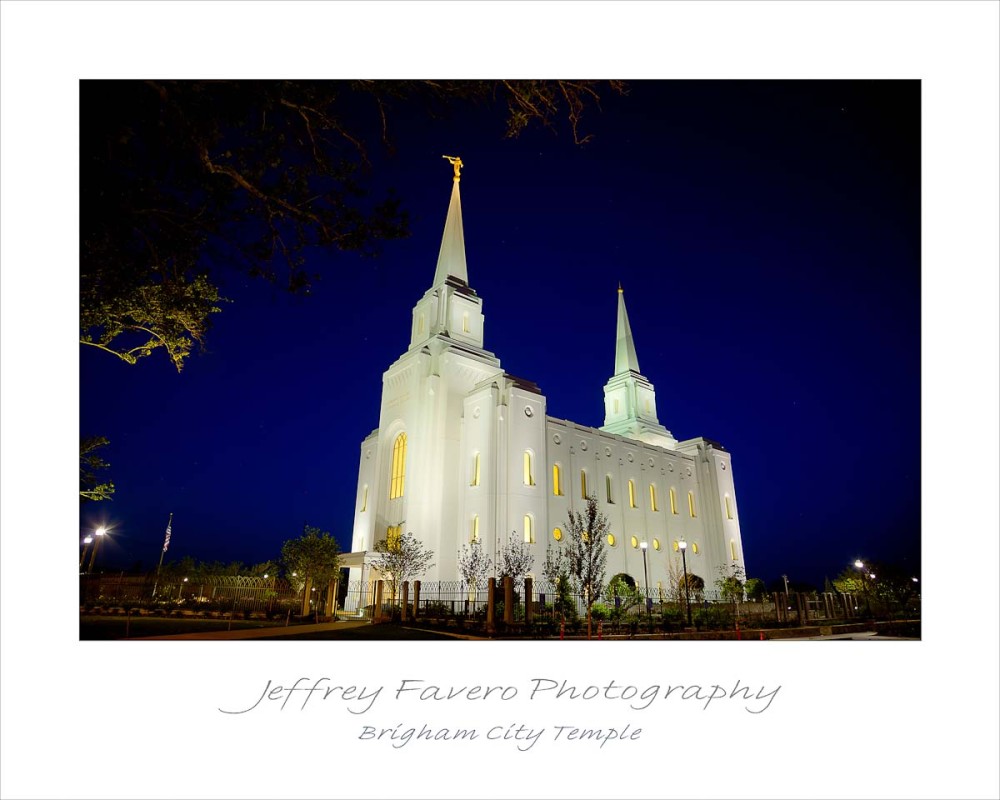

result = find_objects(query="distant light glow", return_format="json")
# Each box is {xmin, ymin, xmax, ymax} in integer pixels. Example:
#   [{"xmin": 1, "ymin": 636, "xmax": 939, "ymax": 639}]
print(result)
[{"xmin": 96, "ymin": 527, "xmax": 107, "ymax": 537}]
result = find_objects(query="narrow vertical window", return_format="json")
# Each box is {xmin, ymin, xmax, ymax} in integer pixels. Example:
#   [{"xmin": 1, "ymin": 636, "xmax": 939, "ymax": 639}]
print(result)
[
  {"xmin": 725, "ymin": 495, "xmax": 733, "ymax": 520},
  {"xmin": 471, "ymin": 515, "xmax": 480, "ymax": 543},
  {"xmin": 670, "ymin": 487, "xmax": 678, "ymax": 515},
  {"xmin": 552, "ymin": 464, "xmax": 562, "ymax": 496},
  {"xmin": 645, "ymin": 399, "xmax": 651, "ymax": 414},
  {"xmin": 417, "ymin": 313, "xmax": 425, "ymax": 334},
  {"xmin": 613, "ymin": 398, "xmax": 620, "ymax": 414},
  {"xmin": 580, "ymin": 470, "xmax": 588, "ymax": 499},
  {"xmin": 688, "ymin": 490, "xmax": 697, "ymax": 517},
  {"xmin": 523, "ymin": 451, "xmax": 534, "ymax": 486},
  {"xmin": 730, "ymin": 539, "xmax": 738, "ymax": 561},
  {"xmin": 360, "ymin": 485, "xmax": 368, "ymax": 512},
  {"xmin": 389, "ymin": 433, "xmax": 407, "ymax": 499},
  {"xmin": 606, "ymin": 475, "xmax": 614, "ymax": 504},
  {"xmin": 524, "ymin": 515, "xmax": 534, "ymax": 544},
  {"xmin": 628, "ymin": 480, "xmax": 636, "ymax": 508},
  {"xmin": 471, "ymin": 452, "xmax": 481, "ymax": 486},
  {"xmin": 462, "ymin": 312, "xmax": 470, "ymax": 333},
  {"xmin": 649, "ymin": 483, "xmax": 658, "ymax": 511},
  {"xmin": 386, "ymin": 526, "xmax": 401, "ymax": 550}
]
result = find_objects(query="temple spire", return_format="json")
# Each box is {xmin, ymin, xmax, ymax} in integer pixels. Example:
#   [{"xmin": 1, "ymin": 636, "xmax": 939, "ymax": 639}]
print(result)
[
  {"xmin": 614, "ymin": 284, "xmax": 641, "ymax": 375},
  {"xmin": 432, "ymin": 157, "xmax": 468, "ymax": 287}
]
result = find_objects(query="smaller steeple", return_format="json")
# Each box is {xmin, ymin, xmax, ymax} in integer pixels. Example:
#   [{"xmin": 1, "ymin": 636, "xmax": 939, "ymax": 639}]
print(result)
[
  {"xmin": 614, "ymin": 283, "xmax": 641, "ymax": 375},
  {"xmin": 600, "ymin": 285, "xmax": 676, "ymax": 447}
]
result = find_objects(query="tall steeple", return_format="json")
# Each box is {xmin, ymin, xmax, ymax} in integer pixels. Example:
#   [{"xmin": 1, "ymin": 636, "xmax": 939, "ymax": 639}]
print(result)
[
  {"xmin": 408, "ymin": 158, "xmax": 492, "ymax": 356},
  {"xmin": 600, "ymin": 285, "xmax": 676, "ymax": 447},
  {"xmin": 432, "ymin": 156, "xmax": 468, "ymax": 287}
]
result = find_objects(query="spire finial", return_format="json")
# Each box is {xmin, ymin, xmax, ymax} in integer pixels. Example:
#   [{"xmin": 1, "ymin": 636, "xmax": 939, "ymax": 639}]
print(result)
[
  {"xmin": 618, "ymin": 282, "xmax": 623, "ymax": 294},
  {"xmin": 442, "ymin": 155, "xmax": 464, "ymax": 182}
]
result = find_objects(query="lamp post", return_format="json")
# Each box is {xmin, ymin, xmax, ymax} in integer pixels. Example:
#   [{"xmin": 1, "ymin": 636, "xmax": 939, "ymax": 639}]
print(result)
[
  {"xmin": 679, "ymin": 539, "xmax": 692, "ymax": 627},
  {"xmin": 87, "ymin": 527, "xmax": 106, "ymax": 573},
  {"xmin": 854, "ymin": 560, "xmax": 873, "ymax": 617},
  {"xmin": 639, "ymin": 541, "xmax": 651, "ymax": 620},
  {"xmin": 80, "ymin": 535, "xmax": 94, "ymax": 570}
]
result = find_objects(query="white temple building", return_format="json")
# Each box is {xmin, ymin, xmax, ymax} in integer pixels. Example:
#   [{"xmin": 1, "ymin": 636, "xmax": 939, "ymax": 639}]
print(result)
[{"xmin": 347, "ymin": 161, "xmax": 747, "ymax": 595}]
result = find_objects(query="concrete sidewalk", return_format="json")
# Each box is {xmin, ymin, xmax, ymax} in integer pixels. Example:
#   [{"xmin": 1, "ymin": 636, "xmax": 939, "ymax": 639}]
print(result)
[{"xmin": 133, "ymin": 619, "xmax": 372, "ymax": 640}]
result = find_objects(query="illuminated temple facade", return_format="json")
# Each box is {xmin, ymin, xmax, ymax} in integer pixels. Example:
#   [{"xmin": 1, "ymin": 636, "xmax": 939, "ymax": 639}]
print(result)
[{"xmin": 347, "ymin": 166, "xmax": 747, "ymax": 593}]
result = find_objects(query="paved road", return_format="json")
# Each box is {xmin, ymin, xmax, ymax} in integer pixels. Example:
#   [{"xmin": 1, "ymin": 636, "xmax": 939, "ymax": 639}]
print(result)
[{"xmin": 795, "ymin": 631, "xmax": 919, "ymax": 641}]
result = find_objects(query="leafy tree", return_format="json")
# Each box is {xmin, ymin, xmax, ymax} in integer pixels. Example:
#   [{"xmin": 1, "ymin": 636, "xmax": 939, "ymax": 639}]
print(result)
[
  {"xmin": 499, "ymin": 536, "xmax": 535, "ymax": 594},
  {"xmin": 831, "ymin": 570, "xmax": 866, "ymax": 595},
  {"xmin": 80, "ymin": 436, "xmax": 115, "ymax": 503},
  {"xmin": 606, "ymin": 575, "xmax": 643, "ymax": 622},
  {"xmin": 565, "ymin": 496, "xmax": 609, "ymax": 639},
  {"xmin": 81, "ymin": 80, "xmax": 625, "ymax": 371},
  {"xmin": 371, "ymin": 531, "xmax": 434, "ymax": 604},
  {"xmin": 457, "ymin": 541, "xmax": 492, "ymax": 596},
  {"xmin": 715, "ymin": 563, "xmax": 746, "ymax": 607},
  {"xmin": 281, "ymin": 524, "xmax": 341, "ymax": 607},
  {"xmin": 744, "ymin": 577, "xmax": 767, "ymax": 602},
  {"xmin": 678, "ymin": 572, "xmax": 706, "ymax": 598}
]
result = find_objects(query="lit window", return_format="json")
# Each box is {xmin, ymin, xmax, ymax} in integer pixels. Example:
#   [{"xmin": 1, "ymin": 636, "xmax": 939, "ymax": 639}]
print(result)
[
  {"xmin": 630, "ymin": 535, "xmax": 639, "ymax": 549},
  {"xmin": 386, "ymin": 526, "xmax": 402, "ymax": 551},
  {"xmin": 649, "ymin": 483, "xmax": 658, "ymax": 512},
  {"xmin": 462, "ymin": 312, "xmax": 470, "ymax": 333},
  {"xmin": 645, "ymin": 399, "xmax": 651, "ymax": 414},
  {"xmin": 389, "ymin": 433, "xmax": 407, "ymax": 499},
  {"xmin": 360, "ymin": 485, "xmax": 368, "ymax": 512},
  {"xmin": 613, "ymin": 398, "xmax": 620, "ymax": 414},
  {"xmin": 471, "ymin": 452, "xmax": 481, "ymax": 486},
  {"xmin": 730, "ymin": 539, "xmax": 738, "ymax": 561},
  {"xmin": 523, "ymin": 451, "xmax": 534, "ymax": 486},
  {"xmin": 725, "ymin": 495, "xmax": 733, "ymax": 520},
  {"xmin": 672, "ymin": 540, "xmax": 679, "ymax": 552},
  {"xmin": 669, "ymin": 487, "xmax": 678, "ymax": 515},
  {"xmin": 580, "ymin": 470, "xmax": 588, "ymax": 499},
  {"xmin": 628, "ymin": 480, "xmax": 636, "ymax": 508},
  {"xmin": 471, "ymin": 515, "xmax": 479, "ymax": 543},
  {"xmin": 417, "ymin": 314, "xmax": 425, "ymax": 334},
  {"xmin": 552, "ymin": 527, "xmax": 563, "ymax": 542},
  {"xmin": 524, "ymin": 515, "xmax": 534, "ymax": 544},
  {"xmin": 607, "ymin": 534, "xmax": 616, "ymax": 547},
  {"xmin": 688, "ymin": 491, "xmax": 697, "ymax": 518},
  {"xmin": 692, "ymin": 542, "xmax": 699, "ymax": 555},
  {"xmin": 606, "ymin": 475, "xmax": 614, "ymax": 504},
  {"xmin": 552, "ymin": 464, "xmax": 562, "ymax": 496},
  {"xmin": 652, "ymin": 538, "xmax": 660, "ymax": 551}
]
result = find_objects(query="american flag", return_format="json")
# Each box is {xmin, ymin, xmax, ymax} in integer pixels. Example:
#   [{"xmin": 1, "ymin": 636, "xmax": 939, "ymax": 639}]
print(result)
[{"xmin": 162, "ymin": 513, "xmax": 173, "ymax": 553}]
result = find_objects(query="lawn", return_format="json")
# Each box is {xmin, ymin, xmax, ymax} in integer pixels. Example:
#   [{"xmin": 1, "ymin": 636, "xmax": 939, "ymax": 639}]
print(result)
[{"xmin": 79, "ymin": 615, "xmax": 288, "ymax": 640}]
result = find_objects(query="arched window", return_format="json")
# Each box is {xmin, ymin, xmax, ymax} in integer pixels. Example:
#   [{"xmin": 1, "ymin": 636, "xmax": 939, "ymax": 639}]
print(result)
[
  {"xmin": 471, "ymin": 515, "xmax": 480, "ymax": 543},
  {"xmin": 628, "ymin": 480, "xmax": 637, "ymax": 508},
  {"xmin": 725, "ymin": 495, "xmax": 733, "ymax": 520},
  {"xmin": 462, "ymin": 312, "xmax": 470, "ymax": 333},
  {"xmin": 606, "ymin": 475, "xmax": 614, "ymax": 504},
  {"xmin": 552, "ymin": 527, "xmax": 563, "ymax": 542},
  {"xmin": 470, "ymin": 452, "xmax": 481, "ymax": 486},
  {"xmin": 688, "ymin": 490, "xmax": 697, "ymax": 518},
  {"xmin": 389, "ymin": 433, "xmax": 407, "ymax": 499},
  {"xmin": 613, "ymin": 398, "xmax": 620, "ymax": 414},
  {"xmin": 552, "ymin": 464, "xmax": 562, "ymax": 496},
  {"xmin": 649, "ymin": 483, "xmax": 658, "ymax": 512},
  {"xmin": 417, "ymin": 313, "xmax": 425, "ymax": 334},
  {"xmin": 580, "ymin": 470, "xmax": 588, "ymax": 499},
  {"xmin": 360, "ymin": 485, "xmax": 368, "ymax": 512},
  {"xmin": 523, "ymin": 451, "xmax": 534, "ymax": 486},
  {"xmin": 669, "ymin": 487, "xmax": 678, "ymax": 515},
  {"xmin": 730, "ymin": 539, "xmax": 738, "ymax": 561},
  {"xmin": 524, "ymin": 515, "xmax": 534, "ymax": 544}
]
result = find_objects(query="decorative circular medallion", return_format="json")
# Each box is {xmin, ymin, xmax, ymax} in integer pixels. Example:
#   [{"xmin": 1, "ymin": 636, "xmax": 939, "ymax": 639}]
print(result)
[
  {"xmin": 580, "ymin": 441, "xmax": 588, "ymax": 451},
  {"xmin": 524, "ymin": 406, "xmax": 533, "ymax": 418},
  {"xmin": 604, "ymin": 447, "xmax": 612, "ymax": 457},
  {"xmin": 648, "ymin": 458, "xmax": 654, "ymax": 468},
  {"xmin": 473, "ymin": 407, "xmax": 481, "ymax": 419},
  {"xmin": 627, "ymin": 453, "xmax": 634, "ymax": 462},
  {"xmin": 721, "ymin": 462, "xmax": 727, "ymax": 471},
  {"xmin": 552, "ymin": 433, "xmax": 562, "ymax": 445}
]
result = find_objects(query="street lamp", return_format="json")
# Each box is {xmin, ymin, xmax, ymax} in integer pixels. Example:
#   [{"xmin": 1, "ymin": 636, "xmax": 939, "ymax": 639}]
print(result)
[
  {"xmin": 639, "ymin": 541, "xmax": 651, "ymax": 619},
  {"xmin": 854, "ymin": 560, "xmax": 873, "ymax": 617},
  {"xmin": 678, "ymin": 539, "xmax": 692, "ymax": 627},
  {"xmin": 80, "ymin": 535, "xmax": 94, "ymax": 570},
  {"xmin": 87, "ymin": 527, "xmax": 107, "ymax": 574}
]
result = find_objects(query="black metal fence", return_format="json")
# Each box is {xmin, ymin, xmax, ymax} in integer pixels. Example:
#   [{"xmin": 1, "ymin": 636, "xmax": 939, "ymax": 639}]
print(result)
[{"xmin": 79, "ymin": 574, "xmax": 301, "ymax": 614}]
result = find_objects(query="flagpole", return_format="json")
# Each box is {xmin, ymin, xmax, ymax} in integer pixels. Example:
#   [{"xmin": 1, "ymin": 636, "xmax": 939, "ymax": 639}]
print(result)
[{"xmin": 152, "ymin": 513, "xmax": 173, "ymax": 599}]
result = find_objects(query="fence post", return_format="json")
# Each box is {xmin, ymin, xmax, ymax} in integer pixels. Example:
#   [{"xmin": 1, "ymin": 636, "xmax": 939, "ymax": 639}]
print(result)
[
  {"xmin": 412, "ymin": 580, "xmax": 421, "ymax": 619},
  {"xmin": 503, "ymin": 577, "xmax": 514, "ymax": 625},
  {"xmin": 771, "ymin": 592, "xmax": 782, "ymax": 623},
  {"xmin": 794, "ymin": 593, "xmax": 805, "ymax": 625},
  {"xmin": 486, "ymin": 578, "xmax": 496, "ymax": 634},
  {"xmin": 326, "ymin": 578, "xmax": 338, "ymax": 618},
  {"xmin": 373, "ymin": 580, "xmax": 384, "ymax": 623},
  {"xmin": 401, "ymin": 581, "xmax": 409, "ymax": 623},
  {"xmin": 300, "ymin": 577, "xmax": 313, "ymax": 617},
  {"xmin": 524, "ymin": 577, "xmax": 533, "ymax": 625}
]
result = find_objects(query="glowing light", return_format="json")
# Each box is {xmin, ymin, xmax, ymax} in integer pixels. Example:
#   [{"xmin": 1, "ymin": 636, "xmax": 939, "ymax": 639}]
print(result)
[
  {"xmin": 678, "ymin": 539, "xmax": 688, "ymax": 551},
  {"xmin": 96, "ymin": 527, "xmax": 107, "ymax": 537},
  {"xmin": 83, "ymin": 536, "xmax": 93, "ymax": 544},
  {"xmin": 854, "ymin": 560, "xmax": 864, "ymax": 569}
]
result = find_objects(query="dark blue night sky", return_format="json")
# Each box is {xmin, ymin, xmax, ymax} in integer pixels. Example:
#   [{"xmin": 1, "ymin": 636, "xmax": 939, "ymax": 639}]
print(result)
[{"xmin": 79, "ymin": 80, "xmax": 920, "ymax": 589}]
